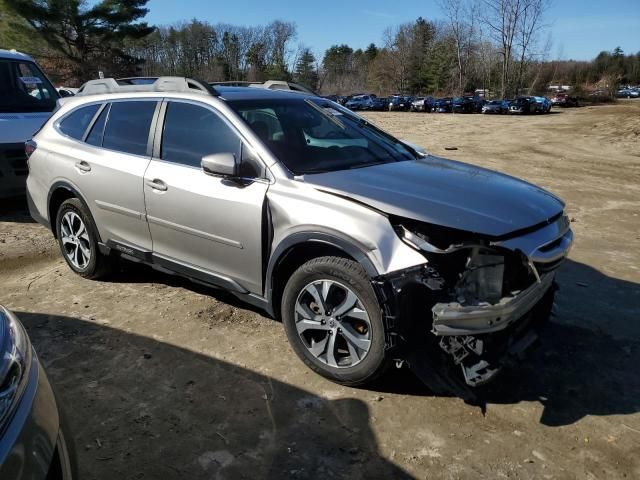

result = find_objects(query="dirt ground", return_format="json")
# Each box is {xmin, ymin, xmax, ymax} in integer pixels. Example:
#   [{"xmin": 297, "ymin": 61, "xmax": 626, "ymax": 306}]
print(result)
[{"xmin": 1, "ymin": 101, "xmax": 639, "ymax": 479}]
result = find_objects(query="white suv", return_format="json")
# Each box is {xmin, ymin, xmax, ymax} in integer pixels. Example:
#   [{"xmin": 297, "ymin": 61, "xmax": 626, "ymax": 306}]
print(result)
[{"xmin": 0, "ymin": 49, "xmax": 59, "ymax": 198}]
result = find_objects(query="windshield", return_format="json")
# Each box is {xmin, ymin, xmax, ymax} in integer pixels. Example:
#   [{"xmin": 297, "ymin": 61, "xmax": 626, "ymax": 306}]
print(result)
[
  {"xmin": 228, "ymin": 97, "xmax": 416, "ymax": 174},
  {"xmin": 0, "ymin": 59, "xmax": 58, "ymax": 113}
]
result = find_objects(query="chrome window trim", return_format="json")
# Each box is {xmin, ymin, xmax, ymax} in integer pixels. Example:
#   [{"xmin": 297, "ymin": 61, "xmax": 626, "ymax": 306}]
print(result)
[{"xmin": 54, "ymin": 98, "xmax": 161, "ymax": 159}]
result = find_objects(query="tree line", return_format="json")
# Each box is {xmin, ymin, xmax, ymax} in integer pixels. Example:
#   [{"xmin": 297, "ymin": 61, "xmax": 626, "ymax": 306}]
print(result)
[{"xmin": 2, "ymin": 0, "xmax": 639, "ymax": 97}]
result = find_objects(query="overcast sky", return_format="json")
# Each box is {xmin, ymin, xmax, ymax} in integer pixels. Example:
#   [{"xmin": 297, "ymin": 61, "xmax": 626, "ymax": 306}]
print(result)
[{"xmin": 142, "ymin": 0, "xmax": 640, "ymax": 61}]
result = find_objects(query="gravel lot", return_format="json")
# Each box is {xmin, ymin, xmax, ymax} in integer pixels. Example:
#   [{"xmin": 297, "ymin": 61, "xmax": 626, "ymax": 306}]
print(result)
[{"xmin": 1, "ymin": 101, "xmax": 639, "ymax": 479}]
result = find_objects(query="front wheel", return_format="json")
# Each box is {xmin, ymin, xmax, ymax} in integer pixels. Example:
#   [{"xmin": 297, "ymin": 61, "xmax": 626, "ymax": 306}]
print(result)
[{"xmin": 281, "ymin": 256, "xmax": 388, "ymax": 386}]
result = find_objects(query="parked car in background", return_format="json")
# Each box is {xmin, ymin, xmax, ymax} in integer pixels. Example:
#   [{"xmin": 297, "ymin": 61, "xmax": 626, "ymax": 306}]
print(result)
[
  {"xmin": 551, "ymin": 93, "xmax": 579, "ymax": 107},
  {"xmin": 27, "ymin": 76, "xmax": 572, "ymax": 390},
  {"xmin": 411, "ymin": 96, "xmax": 435, "ymax": 112},
  {"xmin": 532, "ymin": 96, "xmax": 552, "ymax": 113},
  {"xmin": 0, "ymin": 49, "xmax": 59, "ymax": 199},
  {"xmin": 0, "ymin": 305, "xmax": 74, "ymax": 479},
  {"xmin": 322, "ymin": 94, "xmax": 339, "ymax": 103},
  {"xmin": 616, "ymin": 88, "xmax": 639, "ymax": 98},
  {"xmin": 482, "ymin": 99, "xmax": 510, "ymax": 114},
  {"xmin": 452, "ymin": 95, "xmax": 484, "ymax": 113},
  {"xmin": 345, "ymin": 94, "xmax": 376, "ymax": 110},
  {"xmin": 509, "ymin": 96, "xmax": 538, "ymax": 114},
  {"xmin": 370, "ymin": 96, "xmax": 388, "ymax": 111},
  {"xmin": 388, "ymin": 95, "xmax": 413, "ymax": 111},
  {"xmin": 434, "ymin": 97, "xmax": 453, "ymax": 113}
]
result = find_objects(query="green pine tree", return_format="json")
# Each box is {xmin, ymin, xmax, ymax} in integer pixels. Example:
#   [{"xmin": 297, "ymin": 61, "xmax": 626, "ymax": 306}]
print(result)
[
  {"xmin": 4, "ymin": 0, "xmax": 155, "ymax": 80},
  {"xmin": 294, "ymin": 48, "xmax": 318, "ymax": 90}
]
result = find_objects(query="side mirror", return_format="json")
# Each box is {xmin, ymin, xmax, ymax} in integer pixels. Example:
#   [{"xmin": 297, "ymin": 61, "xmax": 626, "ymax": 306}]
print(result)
[{"xmin": 201, "ymin": 153, "xmax": 237, "ymax": 177}]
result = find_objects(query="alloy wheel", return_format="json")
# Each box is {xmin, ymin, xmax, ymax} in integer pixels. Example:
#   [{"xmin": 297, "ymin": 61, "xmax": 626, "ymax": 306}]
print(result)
[
  {"xmin": 60, "ymin": 211, "xmax": 92, "ymax": 269},
  {"xmin": 294, "ymin": 279, "xmax": 372, "ymax": 368}
]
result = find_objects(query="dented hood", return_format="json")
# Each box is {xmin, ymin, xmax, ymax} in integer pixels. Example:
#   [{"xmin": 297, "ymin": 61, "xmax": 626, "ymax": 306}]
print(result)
[{"xmin": 303, "ymin": 157, "xmax": 564, "ymax": 237}]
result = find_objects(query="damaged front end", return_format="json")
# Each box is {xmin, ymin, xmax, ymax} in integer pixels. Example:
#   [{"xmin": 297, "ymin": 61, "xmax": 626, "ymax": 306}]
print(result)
[{"xmin": 375, "ymin": 214, "xmax": 573, "ymax": 390}]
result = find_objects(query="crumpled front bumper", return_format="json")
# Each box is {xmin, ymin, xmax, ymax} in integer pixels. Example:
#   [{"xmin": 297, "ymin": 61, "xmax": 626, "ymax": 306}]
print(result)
[{"xmin": 432, "ymin": 273, "xmax": 555, "ymax": 336}]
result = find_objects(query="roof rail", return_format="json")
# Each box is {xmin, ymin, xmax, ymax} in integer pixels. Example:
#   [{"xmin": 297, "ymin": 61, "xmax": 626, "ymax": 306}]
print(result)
[
  {"xmin": 249, "ymin": 80, "xmax": 317, "ymax": 95},
  {"xmin": 76, "ymin": 76, "xmax": 219, "ymax": 97},
  {"xmin": 209, "ymin": 79, "xmax": 317, "ymax": 95},
  {"xmin": 209, "ymin": 81, "xmax": 260, "ymax": 87}
]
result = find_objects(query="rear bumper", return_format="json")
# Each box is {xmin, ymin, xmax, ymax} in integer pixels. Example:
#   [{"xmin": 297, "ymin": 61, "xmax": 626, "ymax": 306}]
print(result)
[{"xmin": 0, "ymin": 143, "xmax": 28, "ymax": 199}]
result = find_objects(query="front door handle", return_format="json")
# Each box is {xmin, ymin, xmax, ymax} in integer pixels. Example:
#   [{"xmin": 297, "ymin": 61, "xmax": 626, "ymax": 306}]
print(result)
[
  {"xmin": 146, "ymin": 179, "xmax": 168, "ymax": 192},
  {"xmin": 75, "ymin": 161, "xmax": 91, "ymax": 173}
]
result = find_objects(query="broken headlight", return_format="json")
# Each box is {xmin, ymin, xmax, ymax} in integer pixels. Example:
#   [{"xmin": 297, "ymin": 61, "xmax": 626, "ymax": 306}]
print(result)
[
  {"xmin": 397, "ymin": 224, "xmax": 508, "ymax": 305},
  {"xmin": 0, "ymin": 306, "xmax": 32, "ymax": 428}
]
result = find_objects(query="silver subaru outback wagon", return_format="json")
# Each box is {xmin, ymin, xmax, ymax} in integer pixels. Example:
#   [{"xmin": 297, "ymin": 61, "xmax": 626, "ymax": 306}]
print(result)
[{"xmin": 26, "ymin": 77, "xmax": 572, "ymax": 390}]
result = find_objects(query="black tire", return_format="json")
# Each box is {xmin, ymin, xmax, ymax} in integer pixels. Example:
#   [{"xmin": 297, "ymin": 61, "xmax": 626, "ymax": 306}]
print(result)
[
  {"xmin": 281, "ymin": 256, "xmax": 388, "ymax": 386},
  {"xmin": 55, "ymin": 198, "xmax": 113, "ymax": 279}
]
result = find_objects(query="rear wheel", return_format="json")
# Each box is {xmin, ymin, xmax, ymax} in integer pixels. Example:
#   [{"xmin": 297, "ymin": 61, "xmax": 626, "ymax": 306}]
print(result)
[
  {"xmin": 281, "ymin": 256, "xmax": 388, "ymax": 386},
  {"xmin": 56, "ymin": 198, "xmax": 113, "ymax": 279}
]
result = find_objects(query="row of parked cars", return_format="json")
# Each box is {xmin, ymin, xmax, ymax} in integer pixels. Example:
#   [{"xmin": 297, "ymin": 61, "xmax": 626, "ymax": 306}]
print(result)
[
  {"xmin": 331, "ymin": 93, "xmax": 570, "ymax": 115},
  {"xmin": 616, "ymin": 86, "xmax": 640, "ymax": 98}
]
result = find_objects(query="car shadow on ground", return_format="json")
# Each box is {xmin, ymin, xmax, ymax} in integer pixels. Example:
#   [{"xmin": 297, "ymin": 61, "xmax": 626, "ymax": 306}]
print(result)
[
  {"xmin": 0, "ymin": 195, "xmax": 34, "ymax": 223},
  {"xmin": 18, "ymin": 311, "xmax": 415, "ymax": 480},
  {"xmin": 473, "ymin": 259, "xmax": 639, "ymax": 426}
]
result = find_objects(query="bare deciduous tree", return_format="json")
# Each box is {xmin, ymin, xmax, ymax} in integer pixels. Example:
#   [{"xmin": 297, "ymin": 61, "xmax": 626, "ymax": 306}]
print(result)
[
  {"xmin": 438, "ymin": 0, "xmax": 476, "ymax": 93},
  {"xmin": 481, "ymin": 0, "xmax": 551, "ymax": 96}
]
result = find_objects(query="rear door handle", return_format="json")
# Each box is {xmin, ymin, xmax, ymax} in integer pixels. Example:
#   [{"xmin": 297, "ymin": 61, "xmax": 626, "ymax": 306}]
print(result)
[
  {"xmin": 75, "ymin": 161, "xmax": 91, "ymax": 173},
  {"xmin": 146, "ymin": 179, "xmax": 168, "ymax": 192}
]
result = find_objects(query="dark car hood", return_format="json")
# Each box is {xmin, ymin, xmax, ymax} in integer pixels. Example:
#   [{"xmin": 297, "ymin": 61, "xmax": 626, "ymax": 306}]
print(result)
[{"xmin": 303, "ymin": 157, "xmax": 564, "ymax": 237}]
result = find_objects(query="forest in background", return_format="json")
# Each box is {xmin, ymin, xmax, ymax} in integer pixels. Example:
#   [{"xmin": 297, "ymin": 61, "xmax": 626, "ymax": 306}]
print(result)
[{"xmin": 1, "ymin": 0, "xmax": 639, "ymax": 97}]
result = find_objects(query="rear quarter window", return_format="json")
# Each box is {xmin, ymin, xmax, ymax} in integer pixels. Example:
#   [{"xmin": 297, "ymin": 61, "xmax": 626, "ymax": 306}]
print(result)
[{"xmin": 59, "ymin": 104, "xmax": 100, "ymax": 140}]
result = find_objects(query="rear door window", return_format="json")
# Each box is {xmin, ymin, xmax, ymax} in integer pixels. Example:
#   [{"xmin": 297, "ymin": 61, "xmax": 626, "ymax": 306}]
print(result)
[
  {"xmin": 102, "ymin": 101, "xmax": 156, "ymax": 156},
  {"xmin": 59, "ymin": 104, "xmax": 100, "ymax": 140}
]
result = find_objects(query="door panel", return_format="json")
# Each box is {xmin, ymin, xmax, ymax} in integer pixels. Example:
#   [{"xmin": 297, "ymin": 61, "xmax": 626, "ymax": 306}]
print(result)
[
  {"xmin": 73, "ymin": 140, "xmax": 152, "ymax": 249},
  {"xmin": 69, "ymin": 101, "xmax": 156, "ymax": 249},
  {"xmin": 143, "ymin": 100, "xmax": 268, "ymax": 295},
  {"xmin": 144, "ymin": 160, "xmax": 268, "ymax": 294}
]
